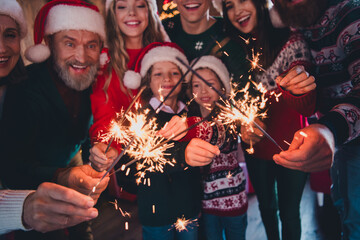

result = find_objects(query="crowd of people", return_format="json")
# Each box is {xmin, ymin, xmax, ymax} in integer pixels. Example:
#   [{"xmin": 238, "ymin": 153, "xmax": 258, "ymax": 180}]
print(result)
[{"xmin": 0, "ymin": 0, "xmax": 359, "ymax": 239}]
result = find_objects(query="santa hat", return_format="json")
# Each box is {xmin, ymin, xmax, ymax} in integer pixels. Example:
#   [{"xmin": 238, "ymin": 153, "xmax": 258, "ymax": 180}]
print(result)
[
  {"xmin": 123, "ymin": 42, "xmax": 189, "ymax": 89},
  {"xmin": 0, "ymin": 0, "xmax": 27, "ymax": 38},
  {"xmin": 25, "ymin": 0, "xmax": 106, "ymax": 63},
  {"xmin": 187, "ymin": 56, "xmax": 231, "ymax": 94},
  {"xmin": 212, "ymin": 0, "xmax": 223, "ymax": 15}
]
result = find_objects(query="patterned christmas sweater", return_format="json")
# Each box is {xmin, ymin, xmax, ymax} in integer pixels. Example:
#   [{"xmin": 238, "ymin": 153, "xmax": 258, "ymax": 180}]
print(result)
[
  {"xmin": 250, "ymin": 31, "xmax": 316, "ymax": 159},
  {"xmin": 300, "ymin": 0, "xmax": 360, "ymax": 145},
  {"xmin": 183, "ymin": 115, "xmax": 248, "ymax": 217},
  {"xmin": 162, "ymin": 14, "xmax": 250, "ymax": 87}
]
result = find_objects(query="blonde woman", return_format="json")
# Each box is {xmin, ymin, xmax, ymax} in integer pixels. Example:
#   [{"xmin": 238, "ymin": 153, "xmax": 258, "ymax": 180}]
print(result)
[{"xmin": 89, "ymin": 0, "xmax": 168, "ymax": 173}]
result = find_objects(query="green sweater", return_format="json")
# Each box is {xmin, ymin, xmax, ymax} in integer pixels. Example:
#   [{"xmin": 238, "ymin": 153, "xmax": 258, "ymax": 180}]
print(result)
[
  {"xmin": 162, "ymin": 14, "xmax": 250, "ymax": 85},
  {"xmin": 0, "ymin": 61, "xmax": 92, "ymax": 189},
  {"xmin": 136, "ymin": 105, "xmax": 202, "ymax": 227}
]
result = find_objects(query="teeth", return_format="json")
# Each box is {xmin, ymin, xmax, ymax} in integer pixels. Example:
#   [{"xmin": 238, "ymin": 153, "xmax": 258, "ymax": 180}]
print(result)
[
  {"xmin": 126, "ymin": 21, "xmax": 140, "ymax": 25},
  {"xmin": 71, "ymin": 64, "xmax": 86, "ymax": 69},
  {"xmin": 238, "ymin": 15, "xmax": 250, "ymax": 23},
  {"xmin": 185, "ymin": 3, "xmax": 200, "ymax": 8},
  {"xmin": 0, "ymin": 57, "xmax": 10, "ymax": 63}
]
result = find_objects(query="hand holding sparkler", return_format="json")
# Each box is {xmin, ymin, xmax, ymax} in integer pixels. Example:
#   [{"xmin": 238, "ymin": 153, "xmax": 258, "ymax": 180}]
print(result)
[
  {"xmin": 273, "ymin": 124, "xmax": 335, "ymax": 172},
  {"xmin": 56, "ymin": 165, "xmax": 109, "ymax": 202},
  {"xmin": 157, "ymin": 115, "xmax": 188, "ymax": 141},
  {"xmin": 275, "ymin": 65, "xmax": 316, "ymax": 95},
  {"xmin": 89, "ymin": 142, "xmax": 119, "ymax": 172},
  {"xmin": 240, "ymin": 118, "xmax": 267, "ymax": 145},
  {"xmin": 185, "ymin": 138, "xmax": 220, "ymax": 167}
]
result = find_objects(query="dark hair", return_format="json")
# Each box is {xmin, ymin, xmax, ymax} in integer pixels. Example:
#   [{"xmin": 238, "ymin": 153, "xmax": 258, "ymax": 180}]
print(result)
[
  {"xmin": 223, "ymin": 0, "xmax": 290, "ymax": 69},
  {"xmin": 1, "ymin": 58, "xmax": 27, "ymax": 85}
]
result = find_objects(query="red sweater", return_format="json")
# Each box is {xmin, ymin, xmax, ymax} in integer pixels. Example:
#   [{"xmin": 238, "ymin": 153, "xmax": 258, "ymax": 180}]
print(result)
[
  {"xmin": 249, "ymin": 31, "xmax": 316, "ymax": 160},
  {"xmin": 90, "ymin": 49, "xmax": 142, "ymax": 151}
]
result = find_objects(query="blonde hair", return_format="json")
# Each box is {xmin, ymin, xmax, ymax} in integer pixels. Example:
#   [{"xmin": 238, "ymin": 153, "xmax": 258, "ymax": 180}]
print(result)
[{"xmin": 103, "ymin": 0, "xmax": 165, "ymax": 99}]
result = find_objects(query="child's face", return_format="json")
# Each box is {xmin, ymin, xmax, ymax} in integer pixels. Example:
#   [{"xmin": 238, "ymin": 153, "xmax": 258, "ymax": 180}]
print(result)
[
  {"xmin": 173, "ymin": 0, "xmax": 211, "ymax": 24},
  {"xmin": 192, "ymin": 68, "xmax": 223, "ymax": 109},
  {"xmin": 115, "ymin": 0, "xmax": 149, "ymax": 43},
  {"xmin": 150, "ymin": 61, "xmax": 182, "ymax": 101},
  {"xmin": 225, "ymin": 0, "xmax": 257, "ymax": 34}
]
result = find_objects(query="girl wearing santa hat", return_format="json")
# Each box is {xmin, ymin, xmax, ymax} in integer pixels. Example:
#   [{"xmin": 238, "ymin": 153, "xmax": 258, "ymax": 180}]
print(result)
[
  {"xmin": 89, "ymin": 0, "xmax": 170, "ymax": 199},
  {"xmin": 212, "ymin": 0, "xmax": 316, "ymax": 239}
]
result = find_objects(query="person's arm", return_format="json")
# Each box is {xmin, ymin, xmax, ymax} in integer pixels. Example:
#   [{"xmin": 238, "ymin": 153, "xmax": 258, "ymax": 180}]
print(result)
[{"xmin": 0, "ymin": 190, "xmax": 34, "ymax": 235}]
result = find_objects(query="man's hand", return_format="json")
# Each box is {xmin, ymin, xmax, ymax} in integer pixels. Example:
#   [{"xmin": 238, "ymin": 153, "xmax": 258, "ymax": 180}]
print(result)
[
  {"xmin": 185, "ymin": 138, "xmax": 220, "ymax": 166},
  {"xmin": 56, "ymin": 165, "xmax": 109, "ymax": 202},
  {"xmin": 276, "ymin": 65, "xmax": 316, "ymax": 95},
  {"xmin": 273, "ymin": 124, "xmax": 335, "ymax": 172},
  {"xmin": 23, "ymin": 182, "xmax": 98, "ymax": 233},
  {"xmin": 157, "ymin": 115, "xmax": 188, "ymax": 140},
  {"xmin": 240, "ymin": 118, "xmax": 266, "ymax": 145},
  {"xmin": 89, "ymin": 142, "xmax": 118, "ymax": 172}
]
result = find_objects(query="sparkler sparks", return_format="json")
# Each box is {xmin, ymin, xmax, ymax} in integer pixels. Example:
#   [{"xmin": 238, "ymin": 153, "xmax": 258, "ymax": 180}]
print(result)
[
  {"xmin": 173, "ymin": 216, "xmax": 198, "ymax": 232},
  {"xmin": 247, "ymin": 48, "xmax": 266, "ymax": 72}
]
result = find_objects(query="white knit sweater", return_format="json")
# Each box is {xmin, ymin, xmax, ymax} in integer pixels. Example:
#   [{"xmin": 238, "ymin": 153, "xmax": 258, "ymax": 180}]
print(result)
[{"xmin": 0, "ymin": 190, "xmax": 34, "ymax": 235}]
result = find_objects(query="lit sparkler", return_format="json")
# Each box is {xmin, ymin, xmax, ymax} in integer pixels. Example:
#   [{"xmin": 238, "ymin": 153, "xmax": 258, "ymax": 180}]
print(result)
[
  {"xmin": 176, "ymin": 57, "xmax": 284, "ymax": 151},
  {"xmin": 247, "ymin": 48, "xmax": 266, "ymax": 72},
  {"xmin": 173, "ymin": 216, "xmax": 198, "ymax": 232}
]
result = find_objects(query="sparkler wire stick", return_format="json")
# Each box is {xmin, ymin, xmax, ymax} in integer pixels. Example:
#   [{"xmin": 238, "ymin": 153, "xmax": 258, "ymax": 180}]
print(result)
[
  {"xmin": 88, "ymin": 138, "xmax": 135, "ymax": 196},
  {"xmin": 152, "ymin": 39, "xmax": 217, "ymax": 115},
  {"xmin": 176, "ymin": 57, "xmax": 284, "ymax": 151},
  {"xmin": 104, "ymin": 86, "xmax": 146, "ymax": 153}
]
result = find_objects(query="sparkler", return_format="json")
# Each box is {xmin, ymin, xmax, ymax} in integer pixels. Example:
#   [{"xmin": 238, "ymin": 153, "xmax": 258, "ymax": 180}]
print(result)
[
  {"xmin": 176, "ymin": 57, "xmax": 284, "ymax": 151},
  {"xmin": 247, "ymin": 48, "xmax": 266, "ymax": 72},
  {"xmin": 173, "ymin": 216, "xmax": 198, "ymax": 232}
]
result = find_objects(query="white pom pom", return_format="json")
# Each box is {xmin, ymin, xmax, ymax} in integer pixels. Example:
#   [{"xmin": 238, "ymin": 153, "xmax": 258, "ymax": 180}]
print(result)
[
  {"xmin": 123, "ymin": 70, "xmax": 141, "ymax": 89},
  {"xmin": 24, "ymin": 44, "xmax": 51, "ymax": 63},
  {"xmin": 100, "ymin": 52, "xmax": 110, "ymax": 67},
  {"xmin": 269, "ymin": 6, "xmax": 285, "ymax": 28}
]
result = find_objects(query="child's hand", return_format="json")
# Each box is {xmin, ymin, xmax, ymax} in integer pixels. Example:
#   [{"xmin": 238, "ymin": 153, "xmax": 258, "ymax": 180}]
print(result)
[
  {"xmin": 89, "ymin": 142, "xmax": 118, "ymax": 172},
  {"xmin": 240, "ymin": 118, "xmax": 266, "ymax": 145},
  {"xmin": 157, "ymin": 116, "xmax": 188, "ymax": 140},
  {"xmin": 185, "ymin": 138, "xmax": 220, "ymax": 166},
  {"xmin": 276, "ymin": 65, "xmax": 316, "ymax": 95}
]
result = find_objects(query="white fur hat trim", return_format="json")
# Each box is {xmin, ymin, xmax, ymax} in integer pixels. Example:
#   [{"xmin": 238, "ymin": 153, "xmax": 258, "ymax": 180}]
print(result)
[
  {"xmin": 0, "ymin": 0, "xmax": 27, "ymax": 38},
  {"xmin": 269, "ymin": 5, "xmax": 285, "ymax": 28},
  {"xmin": 188, "ymin": 56, "xmax": 231, "ymax": 94},
  {"xmin": 140, "ymin": 46, "xmax": 189, "ymax": 81}
]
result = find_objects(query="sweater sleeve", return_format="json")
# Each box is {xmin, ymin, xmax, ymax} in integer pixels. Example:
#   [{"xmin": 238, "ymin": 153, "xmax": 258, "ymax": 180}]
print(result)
[
  {"xmin": 317, "ymin": 10, "xmax": 360, "ymax": 145},
  {"xmin": 0, "ymin": 190, "xmax": 35, "ymax": 235}
]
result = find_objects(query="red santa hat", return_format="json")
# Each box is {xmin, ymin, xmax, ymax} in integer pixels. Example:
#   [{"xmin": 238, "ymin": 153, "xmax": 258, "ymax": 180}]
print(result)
[
  {"xmin": 123, "ymin": 42, "xmax": 189, "ymax": 90},
  {"xmin": 0, "ymin": 0, "xmax": 27, "ymax": 38},
  {"xmin": 187, "ymin": 56, "xmax": 231, "ymax": 94},
  {"xmin": 24, "ymin": 0, "xmax": 106, "ymax": 63}
]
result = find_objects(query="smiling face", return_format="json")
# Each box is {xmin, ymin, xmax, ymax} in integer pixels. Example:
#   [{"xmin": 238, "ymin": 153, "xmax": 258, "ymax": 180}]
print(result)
[
  {"xmin": 225, "ymin": 0, "xmax": 257, "ymax": 34},
  {"xmin": 192, "ymin": 68, "xmax": 223, "ymax": 116},
  {"xmin": 0, "ymin": 15, "xmax": 21, "ymax": 79},
  {"xmin": 273, "ymin": 0, "xmax": 328, "ymax": 28},
  {"xmin": 115, "ymin": 0, "xmax": 149, "ymax": 46},
  {"xmin": 50, "ymin": 30, "xmax": 101, "ymax": 91},
  {"xmin": 173, "ymin": 0, "xmax": 211, "ymax": 24},
  {"xmin": 150, "ymin": 61, "xmax": 182, "ymax": 103}
]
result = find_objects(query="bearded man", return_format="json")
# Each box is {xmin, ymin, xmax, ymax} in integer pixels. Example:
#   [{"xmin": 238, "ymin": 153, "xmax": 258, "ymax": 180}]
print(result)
[
  {"xmin": 0, "ymin": 1, "xmax": 107, "ymax": 239},
  {"xmin": 271, "ymin": 0, "xmax": 360, "ymax": 239}
]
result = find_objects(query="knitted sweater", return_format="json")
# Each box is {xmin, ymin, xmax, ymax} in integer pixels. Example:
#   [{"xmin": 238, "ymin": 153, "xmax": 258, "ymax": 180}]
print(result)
[
  {"xmin": 300, "ymin": 0, "xmax": 360, "ymax": 146},
  {"xmin": 136, "ymin": 103, "xmax": 201, "ymax": 227},
  {"xmin": 0, "ymin": 61, "xmax": 92, "ymax": 189},
  {"xmin": 184, "ymin": 108, "xmax": 248, "ymax": 217},
  {"xmin": 250, "ymin": 31, "xmax": 316, "ymax": 159},
  {"xmin": 90, "ymin": 49, "xmax": 142, "ymax": 151},
  {"xmin": 0, "ymin": 190, "xmax": 34, "ymax": 235},
  {"xmin": 162, "ymin": 15, "xmax": 250, "ymax": 86}
]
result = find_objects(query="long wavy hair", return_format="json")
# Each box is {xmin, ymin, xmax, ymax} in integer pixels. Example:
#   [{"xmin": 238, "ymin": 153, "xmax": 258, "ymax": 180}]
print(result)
[
  {"xmin": 103, "ymin": 0, "xmax": 165, "ymax": 99},
  {"xmin": 223, "ymin": 0, "xmax": 290, "ymax": 69}
]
